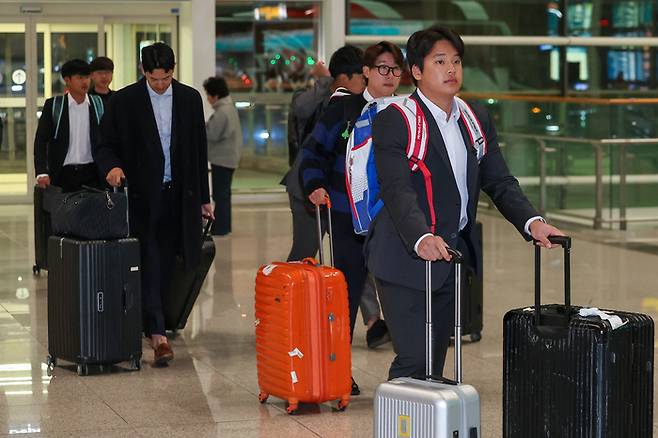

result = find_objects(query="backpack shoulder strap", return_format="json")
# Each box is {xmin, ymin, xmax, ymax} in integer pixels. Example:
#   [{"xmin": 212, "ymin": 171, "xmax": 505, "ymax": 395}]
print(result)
[
  {"xmin": 455, "ymin": 96, "xmax": 487, "ymax": 161},
  {"xmin": 52, "ymin": 95, "xmax": 65, "ymax": 140},
  {"xmin": 89, "ymin": 94, "xmax": 104, "ymax": 124},
  {"xmin": 390, "ymin": 96, "xmax": 436, "ymax": 233}
]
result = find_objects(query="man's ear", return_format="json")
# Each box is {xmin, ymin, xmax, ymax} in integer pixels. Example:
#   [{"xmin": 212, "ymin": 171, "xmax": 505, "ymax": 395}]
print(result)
[
  {"xmin": 362, "ymin": 65, "xmax": 370, "ymax": 80},
  {"xmin": 411, "ymin": 65, "xmax": 422, "ymax": 82}
]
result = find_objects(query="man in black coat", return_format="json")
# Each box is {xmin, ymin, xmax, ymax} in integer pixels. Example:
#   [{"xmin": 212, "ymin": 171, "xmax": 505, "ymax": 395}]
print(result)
[
  {"xmin": 368, "ymin": 26, "xmax": 564, "ymax": 380},
  {"xmin": 34, "ymin": 59, "xmax": 104, "ymax": 192},
  {"xmin": 94, "ymin": 43, "xmax": 213, "ymax": 365}
]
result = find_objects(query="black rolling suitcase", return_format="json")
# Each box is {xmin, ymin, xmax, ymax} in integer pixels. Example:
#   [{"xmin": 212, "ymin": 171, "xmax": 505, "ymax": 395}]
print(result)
[
  {"xmin": 460, "ymin": 221, "xmax": 483, "ymax": 342},
  {"xmin": 46, "ymin": 236, "xmax": 143, "ymax": 375},
  {"xmin": 503, "ymin": 236, "xmax": 654, "ymax": 438},
  {"xmin": 163, "ymin": 219, "xmax": 216, "ymax": 333},
  {"xmin": 33, "ymin": 185, "xmax": 59, "ymax": 274}
]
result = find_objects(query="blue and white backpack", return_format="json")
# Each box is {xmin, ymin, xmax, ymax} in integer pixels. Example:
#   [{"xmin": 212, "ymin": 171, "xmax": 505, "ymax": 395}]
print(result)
[{"xmin": 345, "ymin": 95, "xmax": 487, "ymax": 235}]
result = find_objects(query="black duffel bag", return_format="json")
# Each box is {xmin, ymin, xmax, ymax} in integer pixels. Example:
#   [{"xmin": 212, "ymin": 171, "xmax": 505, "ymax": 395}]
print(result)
[{"xmin": 49, "ymin": 186, "xmax": 129, "ymax": 240}]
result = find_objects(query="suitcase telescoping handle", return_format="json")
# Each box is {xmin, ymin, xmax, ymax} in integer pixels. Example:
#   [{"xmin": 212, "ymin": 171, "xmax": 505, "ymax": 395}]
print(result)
[
  {"xmin": 314, "ymin": 199, "xmax": 334, "ymax": 267},
  {"xmin": 425, "ymin": 247, "xmax": 464, "ymax": 384},
  {"xmin": 112, "ymin": 177, "xmax": 130, "ymax": 237},
  {"xmin": 534, "ymin": 235, "xmax": 571, "ymax": 326}
]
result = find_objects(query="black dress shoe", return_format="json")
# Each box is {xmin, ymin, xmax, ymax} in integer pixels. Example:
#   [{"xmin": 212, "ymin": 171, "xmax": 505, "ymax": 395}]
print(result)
[
  {"xmin": 366, "ymin": 319, "xmax": 391, "ymax": 349},
  {"xmin": 351, "ymin": 377, "xmax": 360, "ymax": 396}
]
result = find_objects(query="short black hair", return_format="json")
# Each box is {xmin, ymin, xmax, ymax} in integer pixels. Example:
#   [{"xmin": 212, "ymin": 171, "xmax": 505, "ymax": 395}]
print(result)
[
  {"xmin": 89, "ymin": 56, "xmax": 114, "ymax": 72},
  {"xmin": 406, "ymin": 25, "xmax": 464, "ymax": 82},
  {"xmin": 328, "ymin": 45, "xmax": 364, "ymax": 79},
  {"xmin": 203, "ymin": 76, "xmax": 229, "ymax": 99},
  {"xmin": 141, "ymin": 42, "xmax": 176, "ymax": 73},
  {"xmin": 61, "ymin": 59, "xmax": 90, "ymax": 79}
]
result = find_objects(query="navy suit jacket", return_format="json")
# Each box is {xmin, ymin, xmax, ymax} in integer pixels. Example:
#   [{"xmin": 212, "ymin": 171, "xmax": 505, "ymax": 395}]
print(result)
[{"xmin": 366, "ymin": 90, "xmax": 539, "ymax": 291}]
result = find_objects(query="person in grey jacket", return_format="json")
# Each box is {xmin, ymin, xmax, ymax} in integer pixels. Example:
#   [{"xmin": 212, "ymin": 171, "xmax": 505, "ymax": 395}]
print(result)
[{"xmin": 203, "ymin": 76, "xmax": 243, "ymax": 235}]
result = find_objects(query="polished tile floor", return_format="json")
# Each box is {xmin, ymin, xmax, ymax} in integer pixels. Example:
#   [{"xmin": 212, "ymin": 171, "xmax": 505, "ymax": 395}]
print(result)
[{"xmin": 0, "ymin": 203, "xmax": 656, "ymax": 437}]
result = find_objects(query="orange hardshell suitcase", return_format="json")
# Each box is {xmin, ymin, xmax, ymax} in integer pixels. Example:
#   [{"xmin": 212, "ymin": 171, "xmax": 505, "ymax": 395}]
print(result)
[{"xmin": 255, "ymin": 203, "xmax": 352, "ymax": 414}]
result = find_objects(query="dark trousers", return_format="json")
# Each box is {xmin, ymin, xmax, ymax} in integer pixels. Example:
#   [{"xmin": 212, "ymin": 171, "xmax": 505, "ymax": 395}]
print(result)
[
  {"xmin": 287, "ymin": 201, "xmax": 381, "ymax": 327},
  {"xmin": 140, "ymin": 185, "xmax": 179, "ymax": 336},
  {"xmin": 376, "ymin": 235, "xmax": 472, "ymax": 380},
  {"xmin": 211, "ymin": 165, "xmax": 234, "ymax": 235},
  {"xmin": 286, "ymin": 193, "xmax": 326, "ymax": 262},
  {"xmin": 332, "ymin": 213, "xmax": 368, "ymax": 339},
  {"xmin": 55, "ymin": 163, "xmax": 101, "ymax": 193}
]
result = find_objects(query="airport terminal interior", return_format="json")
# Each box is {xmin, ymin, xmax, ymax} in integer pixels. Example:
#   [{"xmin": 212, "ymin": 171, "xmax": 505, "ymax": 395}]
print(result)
[{"xmin": 0, "ymin": 0, "xmax": 657, "ymax": 436}]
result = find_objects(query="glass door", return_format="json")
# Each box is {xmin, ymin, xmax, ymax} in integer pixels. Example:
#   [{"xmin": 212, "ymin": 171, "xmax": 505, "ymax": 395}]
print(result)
[
  {"xmin": 105, "ymin": 22, "xmax": 174, "ymax": 90},
  {"xmin": 0, "ymin": 24, "xmax": 27, "ymax": 197}
]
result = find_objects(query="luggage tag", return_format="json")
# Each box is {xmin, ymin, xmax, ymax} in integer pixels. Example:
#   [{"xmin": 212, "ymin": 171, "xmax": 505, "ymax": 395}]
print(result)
[
  {"xmin": 578, "ymin": 307, "xmax": 628, "ymax": 330},
  {"xmin": 262, "ymin": 264, "xmax": 277, "ymax": 276}
]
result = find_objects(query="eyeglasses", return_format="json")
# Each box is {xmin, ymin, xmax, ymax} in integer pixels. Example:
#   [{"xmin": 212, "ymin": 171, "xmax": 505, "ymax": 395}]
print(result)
[{"xmin": 376, "ymin": 65, "xmax": 402, "ymax": 77}]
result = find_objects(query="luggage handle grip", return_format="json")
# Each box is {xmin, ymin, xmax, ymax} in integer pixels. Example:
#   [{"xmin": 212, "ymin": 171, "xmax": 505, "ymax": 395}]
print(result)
[
  {"xmin": 314, "ymin": 198, "xmax": 334, "ymax": 267},
  {"xmin": 202, "ymin": 215, "xmax": 214, "ymax": 239},
  {"xmin": 534, "ymin": 235, "xmax": 572, "ymax": 326},
  {"xmin": 425, "ymin": 246, "xmax": 465, "ymax": 384}
]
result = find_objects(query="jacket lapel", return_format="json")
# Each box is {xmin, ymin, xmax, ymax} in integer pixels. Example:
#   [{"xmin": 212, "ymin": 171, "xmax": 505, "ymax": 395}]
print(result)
[
  {"xmin": 170, "ymin": 81, "xmax": 179, "ymax": 163},
  {"xmin": 139, "ymin": 79, "xmax": 164, "ymax": 157},
  {"xmin": 59, "ymin": 96, "xmax": 70, "ymax": 148},
  {"xmin": 411, "ymin": 90, "xmax": 457, "ymax": 189},
  {"xmin": 458, "ymin": 117, "xmax": 479, "ymax": 199}
]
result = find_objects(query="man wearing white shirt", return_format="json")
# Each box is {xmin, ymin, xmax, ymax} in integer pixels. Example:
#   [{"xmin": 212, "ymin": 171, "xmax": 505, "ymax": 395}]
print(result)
[
  {"xmin": 34, "ymin": 59, "xmax": 104, "ymax": 192},
  {"xmin": 367, "ymin": 26, "xmax": 564, "ymax": 380}
]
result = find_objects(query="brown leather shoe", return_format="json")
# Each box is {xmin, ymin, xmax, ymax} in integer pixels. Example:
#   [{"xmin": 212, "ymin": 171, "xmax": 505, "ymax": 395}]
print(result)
[{"xmin": 153, "ymin": 342, "xmax": 174, "ymax": 366}]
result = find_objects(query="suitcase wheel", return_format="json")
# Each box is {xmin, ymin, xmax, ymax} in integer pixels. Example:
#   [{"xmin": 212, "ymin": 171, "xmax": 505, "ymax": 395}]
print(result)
[
  {"xmin": 33, "ymin": 265, "xmax": 40, "ymax": 275},
  {"xmin": 130, "ymin": 358, "xmax": 142, "ymax": 371},
  {"xmin": 258, "ymin": 392, "xmax": 269, "ymax": 404},
  {"xmin": 46, "ymin": 355, "xmax": 57, "ymax": 369},
  {"xmin": 286, "ymin": 402, "xmax": 298, "ymax": 415},
  {"xmin": 337, "ymin": 399, "xmax": 350, "ymax": 411},
  {"xmin": 470, "ymin": 332, "xmax": 482, "ymax": 342},
  {"xmin": 77, "ymin": 364, "xmax": 89, "ymax": 376}
]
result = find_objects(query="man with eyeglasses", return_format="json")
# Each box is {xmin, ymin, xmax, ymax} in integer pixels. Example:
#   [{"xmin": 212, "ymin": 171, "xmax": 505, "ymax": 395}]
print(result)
[{"xmin": 300, "ymin": 40, "xmax": 405, "ymax": 395}]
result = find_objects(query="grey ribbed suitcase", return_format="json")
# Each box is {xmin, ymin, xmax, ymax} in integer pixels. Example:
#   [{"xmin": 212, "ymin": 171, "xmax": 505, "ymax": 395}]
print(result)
[
  {"xmin": 374, "ymin": 253, "xmax": 481, "ymax": 438},
  {"xmin": 46, "ymin": 236, "xmax": 142, "ymax": 375}
]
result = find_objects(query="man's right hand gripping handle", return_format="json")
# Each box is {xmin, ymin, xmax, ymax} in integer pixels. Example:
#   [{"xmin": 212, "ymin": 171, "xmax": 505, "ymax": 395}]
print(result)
[{"xmin": 106, "ymin": 167, "xmax": 125, "ymax": 188}]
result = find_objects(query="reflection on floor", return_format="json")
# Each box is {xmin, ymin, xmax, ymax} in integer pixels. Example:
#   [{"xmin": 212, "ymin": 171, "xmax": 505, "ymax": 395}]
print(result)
[{"xmin": 0, "ymin": 203, "xmax": 656, "ymax": 437}]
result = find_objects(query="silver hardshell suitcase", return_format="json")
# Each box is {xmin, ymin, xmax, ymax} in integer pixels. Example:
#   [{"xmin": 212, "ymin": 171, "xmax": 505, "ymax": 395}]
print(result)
[{"xmin": 374, "ymin": 252, "xmax": 481, "ymax": 438}]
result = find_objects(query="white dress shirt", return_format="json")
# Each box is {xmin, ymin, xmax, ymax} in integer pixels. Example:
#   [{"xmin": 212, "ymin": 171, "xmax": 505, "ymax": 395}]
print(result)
[
  {"xmin": 412, "ymin": 90, "xmax": 542, "ymax": 254},
  {"xmin": 62, "ymin": 93, "xmax": 94, "ymax": 166},
  {"xmin": 146, "ymin": 81, "xmax": 173, "ymax": 183}
]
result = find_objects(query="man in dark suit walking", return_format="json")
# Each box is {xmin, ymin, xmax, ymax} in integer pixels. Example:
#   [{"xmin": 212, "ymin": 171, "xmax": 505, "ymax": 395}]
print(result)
[
  {"xmin": 368, "ymin": 26, "xmax": 564, "ymax": 380},
  {"xmin": 94, "ymin": 43, "xmax": 213, "ymax": 366},
  {"xmin": 34, "ymin": 59, "xmax": 104, "ymax": 192}
]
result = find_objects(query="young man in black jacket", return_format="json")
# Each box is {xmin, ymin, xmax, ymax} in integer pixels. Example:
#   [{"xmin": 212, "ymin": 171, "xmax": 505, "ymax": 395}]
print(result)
[
  {"xmin": 368, "ymin": 26, "xmax": 564, "ymax": 380},
  {"xmin": 34, "ymin": 59, "xmax": 104, "ymax": 192},
  {"xmin": 302, "ymin": 41, "xmax": 406, "ymax": 393}
]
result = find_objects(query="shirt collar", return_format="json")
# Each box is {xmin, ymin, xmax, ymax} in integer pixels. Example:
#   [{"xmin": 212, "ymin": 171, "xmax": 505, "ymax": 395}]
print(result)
[
  {"xmin": 67, "ymin": 93, "xmax": 90, "ymax": 106},
  {"xmin": 416, "ymin": 88, "xmax": 460, "ymax": 124},
  {"xmin": 363, "ymin": 87, "xmax": 395, "ymax": 103},
  {"xmin": 146, "ymin": 80, "xmax": 173, "ymax": 98},
  {"xmin": 363, "ymin": 87, "xmax": 375, "ymax": 103},
  {"xmin": 213, "ymin": 95, "xmax": 232, "ymax": 109}
]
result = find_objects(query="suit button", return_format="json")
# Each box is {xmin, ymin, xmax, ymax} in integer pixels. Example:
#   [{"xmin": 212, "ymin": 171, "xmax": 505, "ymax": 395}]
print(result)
[{"xmin": 450, "ymin": 233, "xmax": 457, "ymax": 239}]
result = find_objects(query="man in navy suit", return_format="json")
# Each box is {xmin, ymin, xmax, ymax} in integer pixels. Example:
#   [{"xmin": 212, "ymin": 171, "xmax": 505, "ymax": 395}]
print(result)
[
  {"xmin": 367, "ymin": 26, "xmax": 564, "ymax": 380},
  {"xmin": 94, "ymin": 43, "xmax": 213, "ymax": 366}
]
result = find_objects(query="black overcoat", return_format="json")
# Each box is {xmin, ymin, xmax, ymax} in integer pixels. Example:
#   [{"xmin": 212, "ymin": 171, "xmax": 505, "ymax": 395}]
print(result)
[{"xmin": 94, "ymin": 78, "xmax": 210, "ymax": 269}]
